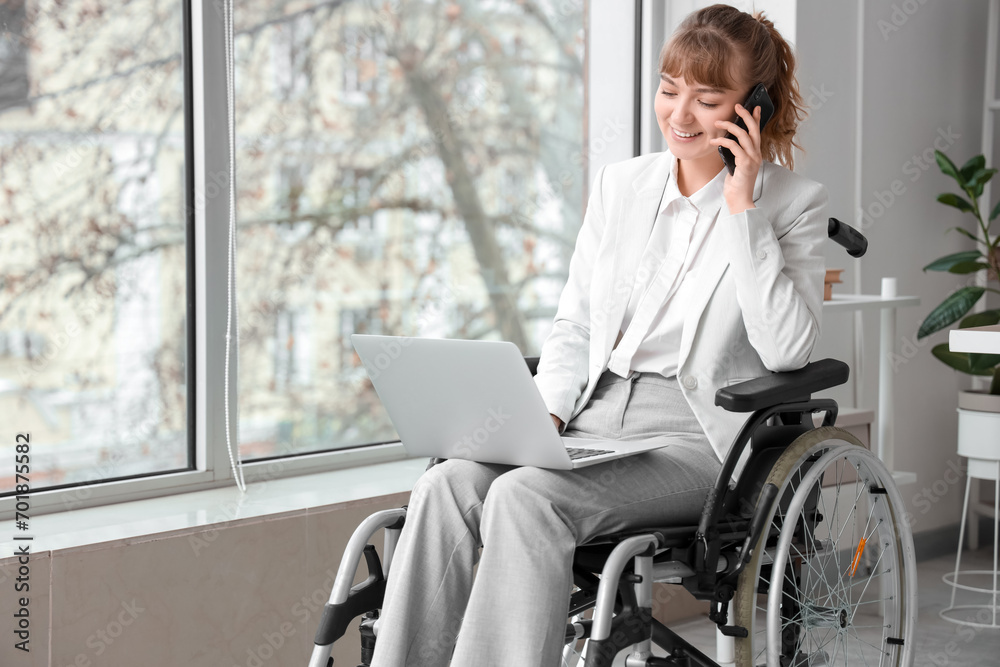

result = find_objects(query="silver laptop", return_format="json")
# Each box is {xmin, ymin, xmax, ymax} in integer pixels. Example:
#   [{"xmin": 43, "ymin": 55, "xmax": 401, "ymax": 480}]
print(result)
[{"xmin": 351, "ymin": 334, "xmax": 675, "ymax": 470}]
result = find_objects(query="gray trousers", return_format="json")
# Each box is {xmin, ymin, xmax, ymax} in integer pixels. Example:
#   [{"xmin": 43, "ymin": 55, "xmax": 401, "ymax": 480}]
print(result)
[{"xmin": 369, "ymin": 371, "xmax": 723, "ymax": 667}]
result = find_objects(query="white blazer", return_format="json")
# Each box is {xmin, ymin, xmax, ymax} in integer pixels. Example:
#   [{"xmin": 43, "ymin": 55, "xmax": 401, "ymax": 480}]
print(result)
[{"xmin": 533, "ymin": 149, "xmax": 828, "ymax": 475}]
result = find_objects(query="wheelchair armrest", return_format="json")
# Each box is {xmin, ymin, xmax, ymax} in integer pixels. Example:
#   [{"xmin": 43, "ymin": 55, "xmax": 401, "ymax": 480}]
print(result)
[{"xmin": 713, "ymin": 358, "xmax": 849, "ymax": 412}]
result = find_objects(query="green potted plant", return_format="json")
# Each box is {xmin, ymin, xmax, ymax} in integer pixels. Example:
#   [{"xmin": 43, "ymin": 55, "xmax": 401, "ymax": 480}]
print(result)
[{"xmin": 917, "ymin": 150, "xmax": 1000, "ymax": 409}]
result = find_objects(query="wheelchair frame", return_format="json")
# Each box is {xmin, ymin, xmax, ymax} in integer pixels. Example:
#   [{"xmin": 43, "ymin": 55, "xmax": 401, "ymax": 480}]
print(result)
[{"xmin": 306, "ymin": 219, "xmax": 917, "ymax": 667}]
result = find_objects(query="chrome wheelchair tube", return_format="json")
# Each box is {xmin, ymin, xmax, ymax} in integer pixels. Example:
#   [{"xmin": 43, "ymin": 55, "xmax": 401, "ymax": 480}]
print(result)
[
  {"xmin": 375, "ymin": 522, "xmax": 404, "ymax": 639},
  {"xmin": 329, "ymin": 508, "xmax": 406, "ymax": 605},
  {"xmin": 309, "ymin": 508, "xmax": 406, "ymax": 667},
  {"xmin": 308, "ymin": 643, "xmax": 333, "ymax": 667},
  {"xmin": 629, "ymin": 554, "xmax": 655, "ymax": 661},
  {"xmin": 651, "ymin": 555, "xmax": 729, "ymax": 583},
  {"xmin": 383, "ymin": 523, "xmax": 402, "ymax": 580},
  {"xmin": 634, "ymin": 554, "xmax": 653, "ymax": 609},
  {"xmin": 590, "ymin": 535, "xmax": 659, "ymax": 642}
]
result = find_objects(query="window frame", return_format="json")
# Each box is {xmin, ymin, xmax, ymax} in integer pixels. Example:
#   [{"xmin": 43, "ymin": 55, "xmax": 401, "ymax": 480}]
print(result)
[{"xmin": 0, "ymin": 0, "xmax": 642, "ymax": 519}]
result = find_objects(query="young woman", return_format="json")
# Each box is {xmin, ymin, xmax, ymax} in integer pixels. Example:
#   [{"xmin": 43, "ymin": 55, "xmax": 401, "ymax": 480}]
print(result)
[{"xmin": 370, "ymin": 5, "xmax": 827, "ymax": 666}]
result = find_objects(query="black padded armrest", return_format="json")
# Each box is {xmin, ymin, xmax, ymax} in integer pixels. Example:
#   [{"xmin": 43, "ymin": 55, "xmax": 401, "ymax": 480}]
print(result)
[{"xmin": 714, "ymin": 358, "xmax": 849, "ymax": 412}]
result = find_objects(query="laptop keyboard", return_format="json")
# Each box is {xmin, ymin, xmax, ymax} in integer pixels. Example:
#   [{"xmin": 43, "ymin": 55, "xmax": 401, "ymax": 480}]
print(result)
[{"xmin": 565, "ymin": 446, "xmax": 615, "ymax": 461}]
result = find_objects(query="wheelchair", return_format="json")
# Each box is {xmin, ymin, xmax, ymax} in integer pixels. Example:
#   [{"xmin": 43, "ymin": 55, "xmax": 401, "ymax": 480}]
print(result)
[{"xmin": 308, "ymin": 218, "xmax": 917, "ymax": 667}]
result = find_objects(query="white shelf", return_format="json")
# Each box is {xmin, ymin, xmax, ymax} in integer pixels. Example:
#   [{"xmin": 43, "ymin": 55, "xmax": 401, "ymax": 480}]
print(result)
[
  {"xmin": 949, "ymin": 324, "xmax": 1000, "ymax": 354},
  {"xmin": 810, "ymin": 406, "xmax": 874, "ymax": 428},
  {"xmin": 807, "ymin": 409, "xmax": 917, "ymax": 486},
  {"xmin": 822, "ymin": 294, "xmax": 921, "ymax": 313},
  {"xmin": 822, "ymin": 290, "xmax": 921, "ymax": 486}
]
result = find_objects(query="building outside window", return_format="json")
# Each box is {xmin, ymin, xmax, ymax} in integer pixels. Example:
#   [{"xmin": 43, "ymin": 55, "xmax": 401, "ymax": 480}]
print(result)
[
  {"xmin": 233, "ymin": 0, "xmax": 587, "ymax": 460},
  {"xmin": 0, "ymin": 0, "xmax": 190, "ymax": 494},
  {"xmin": 0, "ymin": 0, "xmax": 593, "ymax": 504}
]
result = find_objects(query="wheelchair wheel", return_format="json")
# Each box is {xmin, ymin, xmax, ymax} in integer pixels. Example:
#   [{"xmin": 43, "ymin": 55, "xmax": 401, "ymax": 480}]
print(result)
[{"xmin": 732, "ymin": 426, "xmax": 917, "ymax": 667}]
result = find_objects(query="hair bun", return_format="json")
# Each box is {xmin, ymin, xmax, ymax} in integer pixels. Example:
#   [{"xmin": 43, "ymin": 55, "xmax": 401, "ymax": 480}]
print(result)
[{"xmin": 753, "ymin": 11, "xmax": 775, "ymax": 29}]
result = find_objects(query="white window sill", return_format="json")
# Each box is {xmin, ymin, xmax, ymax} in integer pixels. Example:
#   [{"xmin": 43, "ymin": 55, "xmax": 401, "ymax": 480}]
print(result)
[{"xmin": 0, "ymin": 457, "xmax": 429, "ymax": 555}]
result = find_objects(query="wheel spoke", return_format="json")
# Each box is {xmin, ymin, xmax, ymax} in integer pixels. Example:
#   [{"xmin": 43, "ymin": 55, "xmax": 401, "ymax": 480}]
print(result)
[
  {"xmin": 830, "ymin": 460, "xmax": 858, "ymax": 609},
  {"xmin": 850, "ymin": 597, "xmax": 892, "ymax": 607},
  {"xmin": 845, "ymin": 567, "xmax": 890, "ymax": 593},
  {"xmin": 847, "ymin": 496, "xmax": 881, "ymax": 580},
  {"xmin": 737, "ymin": 439, "xmax": 913, "ymax": 667},
  {"xmin": 828, "ymin": 628, "xmax": 844, "ymax": 666},
  {"xmin": 849, "ymin": 540, "xmax": 890, "ymax": 624},
  {"xmin": 849, "ymin": 627, "xmax": 875, "ymax": 667},
  {"xmin": 816, "ymin": 457, "xmax": 844, "ymax": 585},
  {"xmin": 815, "ymin": 464, "xmax": 843, "ymax": 610},
  {"xmin": 809, "ymin": 625, "xmax": 838, "ymax": 654},
  {"xmin": 847, "ymin": 625, "xmax": 889, "ymax": 654},
  {"xmin": 799, "ymin": 506, "xmax": 838, "ymax": 609}
]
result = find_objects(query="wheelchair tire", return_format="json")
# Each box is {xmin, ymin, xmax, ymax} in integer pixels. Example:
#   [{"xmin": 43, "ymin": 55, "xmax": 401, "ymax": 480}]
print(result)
[{"xmin": 732, "ymin": 426, "xmax": 917, "ymax": 667}]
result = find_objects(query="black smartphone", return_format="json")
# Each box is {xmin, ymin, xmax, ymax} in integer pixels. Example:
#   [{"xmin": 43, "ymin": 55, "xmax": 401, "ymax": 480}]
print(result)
[{"xmin": 718, "ymin": 82, "xmax": 775, "ymax": 175}]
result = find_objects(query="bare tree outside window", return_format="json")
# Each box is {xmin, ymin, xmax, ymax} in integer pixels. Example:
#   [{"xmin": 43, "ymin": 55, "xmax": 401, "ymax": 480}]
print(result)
[
  {"xmin": 0, "ymin": 0, "xmax": 189, "ymax": 494},
  {"xmin": 272, "ymin": 12, "xmax": 314, "ymax": 101},
  {"xmin": 234, "ymin": 0, "xmax": 587, "ymax": 458},
  {"xmin": 0, "ymin": 0, "xmax": 588, "ymax": 489}
]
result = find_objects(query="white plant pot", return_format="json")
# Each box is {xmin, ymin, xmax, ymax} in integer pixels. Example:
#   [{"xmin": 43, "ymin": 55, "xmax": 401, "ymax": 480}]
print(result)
[{"xmin": 957, "ymin": 391, "xmax": 1000, "ymax": 481}]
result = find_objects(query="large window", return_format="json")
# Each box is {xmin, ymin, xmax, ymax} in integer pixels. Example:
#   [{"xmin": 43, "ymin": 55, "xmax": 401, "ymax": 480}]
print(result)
[
  {"xmin": 0, "ymin": 0, "xmax": 191, "ymax": 494},
  {"xmin": 0, "ymin": 0, "xmax": 637, "ymax": 515},
  {"xmin": 232, "ymin": 0, "xmax": 587, "ymax": 459}
]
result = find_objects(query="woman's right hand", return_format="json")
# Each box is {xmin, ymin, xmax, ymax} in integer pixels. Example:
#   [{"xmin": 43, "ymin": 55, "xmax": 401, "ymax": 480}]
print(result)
[{"xmin": 550, "ymin": 414, "xmax": 564, "ymax": 432}]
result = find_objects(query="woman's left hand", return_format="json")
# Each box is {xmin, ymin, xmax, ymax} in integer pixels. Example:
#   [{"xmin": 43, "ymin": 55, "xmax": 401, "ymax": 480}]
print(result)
[{"xmin": 711, "ymin": 103, "xmax": 762, "ymax": 216}]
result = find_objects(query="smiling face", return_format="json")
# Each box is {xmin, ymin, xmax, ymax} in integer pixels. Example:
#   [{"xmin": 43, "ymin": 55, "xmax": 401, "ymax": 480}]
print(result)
[{"xmin": 655, "ymin": 72, "xmax": 748, "ymax": 167}]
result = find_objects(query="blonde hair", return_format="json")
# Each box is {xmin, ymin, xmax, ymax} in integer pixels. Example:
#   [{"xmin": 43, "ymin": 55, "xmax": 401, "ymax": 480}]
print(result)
[{"xmin": 658, "ymin": 4, "xmax": 808, "ymax": 170}]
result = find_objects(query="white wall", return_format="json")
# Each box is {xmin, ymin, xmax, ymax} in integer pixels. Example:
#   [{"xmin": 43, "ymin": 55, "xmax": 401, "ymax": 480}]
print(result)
[
  {"xmin": 797, "ymin": 0, "xmax": 997, "ymax": 537},
  {"xmin": 666, "ymin": 0, "xmax": 797, "ymax": 43}
]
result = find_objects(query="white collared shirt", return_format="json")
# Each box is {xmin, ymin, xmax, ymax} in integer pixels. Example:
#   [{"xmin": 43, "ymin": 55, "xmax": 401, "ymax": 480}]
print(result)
[{"xmin": 607, "ymin": 153, "xmax": 727, "ymax": 378}]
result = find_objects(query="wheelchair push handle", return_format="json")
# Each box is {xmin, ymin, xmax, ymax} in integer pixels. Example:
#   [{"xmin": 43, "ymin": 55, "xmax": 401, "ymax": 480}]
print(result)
[{"xmin": 827, "ymin": 217, "xmax": 867, "ymax": 258}]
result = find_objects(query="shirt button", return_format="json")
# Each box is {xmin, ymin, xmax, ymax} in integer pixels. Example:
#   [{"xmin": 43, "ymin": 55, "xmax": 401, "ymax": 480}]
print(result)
[
  {"xmin": 756, "ymin": 249, "xmax": 768, "ymax": 260},
  {"xmin": 682, "ymin": 375, "xmax": 698, "ymax": 390}
]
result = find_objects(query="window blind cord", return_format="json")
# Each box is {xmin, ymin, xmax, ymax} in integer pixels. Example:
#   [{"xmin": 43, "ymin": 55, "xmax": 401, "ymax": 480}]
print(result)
[{"xmin": 223, "ymin": 0, "xmax": 246, "ymax": 492}]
